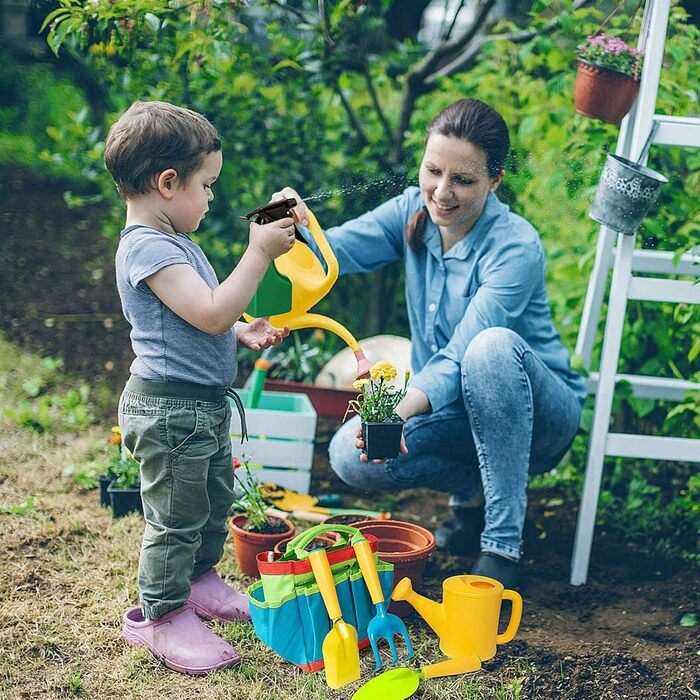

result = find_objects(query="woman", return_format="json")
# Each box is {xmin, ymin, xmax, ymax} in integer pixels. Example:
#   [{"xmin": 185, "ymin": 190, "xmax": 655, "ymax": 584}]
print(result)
[{"xmin": 275, "ymin": 98, "xmax": 586, "ymax": 589}]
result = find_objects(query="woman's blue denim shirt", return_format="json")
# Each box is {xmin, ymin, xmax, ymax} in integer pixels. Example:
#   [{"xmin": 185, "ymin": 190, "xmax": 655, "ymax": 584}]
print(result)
[{"xmin": 304, "ymin": 186, "xmax": 587, "ymax": 412}]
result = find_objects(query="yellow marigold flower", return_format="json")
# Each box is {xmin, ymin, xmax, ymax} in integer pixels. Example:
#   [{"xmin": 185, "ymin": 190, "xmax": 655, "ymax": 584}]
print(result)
[
  {"xmin": 353, "ymin": 378, "xmax": 369, "ymax": 391},
  {"xmin": 111, "ymin": 426, "xmax": 121, "ymax": 434},
  {"xmin": 370, "ymin": 360, "xmax": 397, "ymax": 382}
]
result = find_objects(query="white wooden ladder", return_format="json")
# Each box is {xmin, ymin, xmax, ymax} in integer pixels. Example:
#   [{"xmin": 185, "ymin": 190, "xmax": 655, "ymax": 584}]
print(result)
[{"xmin": 570, "ymin": 0, "xmax": 700, "ymax": 586}]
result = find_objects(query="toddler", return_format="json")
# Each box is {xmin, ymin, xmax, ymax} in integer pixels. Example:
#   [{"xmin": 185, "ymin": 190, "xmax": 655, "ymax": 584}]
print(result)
[{"xmin": 106, "ymin": 100, "xmax": 294, "ymax": 675}]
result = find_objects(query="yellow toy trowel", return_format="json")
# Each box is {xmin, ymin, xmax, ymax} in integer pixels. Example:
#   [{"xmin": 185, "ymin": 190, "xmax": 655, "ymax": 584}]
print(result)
[
  {"xmin": 259, "ymin": 482, "xmax": 390, "ymax": 520},
  {"xmin": 241, "ymin": 198, "xmax": 371, "ymax": 379},
  {"xmin": 309, "ymin": 548, "xmax": 361, "ymax": 689}
]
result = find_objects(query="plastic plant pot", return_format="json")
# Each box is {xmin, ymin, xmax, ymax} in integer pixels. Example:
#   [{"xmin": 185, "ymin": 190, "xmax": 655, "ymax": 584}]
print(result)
[
  {"xmin": 98, "ymin": 474, "xmax": 113, "ymax": 508},
  {"xmin": 107, "ymin": 483, "xmax": 143, "ymax": 519},
  {"xmin": 361, "ymin": 419, "xmax": 404, "ymax": 460}
]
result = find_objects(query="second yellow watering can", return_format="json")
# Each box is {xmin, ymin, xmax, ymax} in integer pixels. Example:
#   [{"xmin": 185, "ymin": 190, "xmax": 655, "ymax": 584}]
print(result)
[
  {"xmin": 242, "ymin": 198, "xmax": 371, "ymax": 379},
  {"xmin": 391, "ymin": 574, "xmax": 522, "ymax": 662}
]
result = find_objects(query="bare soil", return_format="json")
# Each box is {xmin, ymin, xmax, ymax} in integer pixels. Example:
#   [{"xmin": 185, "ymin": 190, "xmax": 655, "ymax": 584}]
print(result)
[{"xmin": 2, "ymin": 165, "xmax": 698, "ymax": 698}]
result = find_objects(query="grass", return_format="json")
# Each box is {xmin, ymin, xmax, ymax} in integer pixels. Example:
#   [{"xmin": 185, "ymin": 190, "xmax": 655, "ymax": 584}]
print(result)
[{"xmin": 0, "ymin": 337, "xmax": 528, "ymax": 699}]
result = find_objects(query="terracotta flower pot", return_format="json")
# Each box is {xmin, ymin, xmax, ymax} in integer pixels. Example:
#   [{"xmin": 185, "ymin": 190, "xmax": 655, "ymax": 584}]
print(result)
[
  {"xmin": 228, "ymin": 514, "xmax": 295, "ymax": 578},
  {"xmin": 361, "ymin": 419, "xmax": 404, "ymax": 460},
  {"xmin": 574, "ymin": 60, "xmax": 640, "ymax": 125},
  {"xmin": 355, "ymin": 519, "xmax": 436, "ymax": 618}
]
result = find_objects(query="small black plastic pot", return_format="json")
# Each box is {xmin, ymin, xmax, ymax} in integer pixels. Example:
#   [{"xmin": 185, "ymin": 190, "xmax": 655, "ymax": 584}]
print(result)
[
  {"xmin": 108, "ymin": 483, "xmax": 143, "ymax": 519},
  {"xmin": 98, "ymin": 474, "xmax": 113, "ymax": 508},
  {"xmin": 361, "ymin": 418, "xmax": 404, "ymax": 460}
]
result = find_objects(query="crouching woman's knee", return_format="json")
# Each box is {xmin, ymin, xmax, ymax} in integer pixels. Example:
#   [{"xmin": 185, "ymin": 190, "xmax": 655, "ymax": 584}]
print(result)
[
  {"xmin": 328, "ymin": 416, "xmax": 367, "ymax": 489},
  {"xmin": 462, "ymin": 327, "xmax": 522, "ymax": 377}
]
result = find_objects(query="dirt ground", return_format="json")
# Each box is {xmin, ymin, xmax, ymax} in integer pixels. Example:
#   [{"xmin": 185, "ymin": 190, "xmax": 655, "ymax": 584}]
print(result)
[{"xmin": 2, "ymin": 165, "xmax": 699, "ymax": 698}]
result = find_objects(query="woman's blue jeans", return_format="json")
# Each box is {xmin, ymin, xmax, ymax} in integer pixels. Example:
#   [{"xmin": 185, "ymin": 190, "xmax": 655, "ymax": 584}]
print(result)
[{"xmin": 329, "ymin": 328, "xmax": 582, "ymax": 560}]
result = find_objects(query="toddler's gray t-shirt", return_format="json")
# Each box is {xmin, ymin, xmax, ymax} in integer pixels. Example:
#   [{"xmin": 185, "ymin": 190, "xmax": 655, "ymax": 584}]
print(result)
[{"xmin": 116, "ymin": 225, "xmax": 237, "ymax": 386}]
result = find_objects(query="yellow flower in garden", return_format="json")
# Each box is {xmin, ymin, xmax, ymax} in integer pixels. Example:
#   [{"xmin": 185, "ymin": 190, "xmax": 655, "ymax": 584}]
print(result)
[
  {"xmin": 353, "ymin": 378, "xmax": 369, "ymax": 391},
  {"xmin": 111, "ymin": 426, "xmax": 121, "ymax": 434},
  {"xmin": 370, "ymin": 360, "xmax": 397, "ymax": 382}
]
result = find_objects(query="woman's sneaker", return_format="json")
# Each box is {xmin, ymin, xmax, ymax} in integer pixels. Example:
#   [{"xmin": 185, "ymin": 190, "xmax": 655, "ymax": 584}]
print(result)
[{"xmin": 434, "ymin": 505, "xmax": 484, "ymax": 555}]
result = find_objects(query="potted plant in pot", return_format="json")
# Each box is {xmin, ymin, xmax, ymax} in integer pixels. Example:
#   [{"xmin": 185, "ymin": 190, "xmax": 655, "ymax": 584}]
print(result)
[
  {"xmin": 575, "ymin": 33, "xmax": 644, "ymax": 125},
  {"xmin": 98, "ymin": 426, "xmax": 122, "ymax": 508},
  {"xmin": 346, "ymin": 361, "xmax": 409, "ymax": 460},
  {"xmin": 228, "ymin": 456, "xmax": 295, "ymax": 577},
  {"xmin": 107, "ymin": 445, "xmax": 143, "ymax": 519}
]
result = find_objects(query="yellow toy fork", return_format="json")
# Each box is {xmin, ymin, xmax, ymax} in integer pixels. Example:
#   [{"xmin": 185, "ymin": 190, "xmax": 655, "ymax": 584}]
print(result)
[{"xmin": 242, "ymin": 198, "xmax": 371, "ymax": 379}]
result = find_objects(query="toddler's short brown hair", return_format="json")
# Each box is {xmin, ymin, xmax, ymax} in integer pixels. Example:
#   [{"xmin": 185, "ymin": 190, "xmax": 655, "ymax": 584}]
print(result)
[{"xmin": 104, "ymin": 101, "xmax": 221, "ymax": 200}]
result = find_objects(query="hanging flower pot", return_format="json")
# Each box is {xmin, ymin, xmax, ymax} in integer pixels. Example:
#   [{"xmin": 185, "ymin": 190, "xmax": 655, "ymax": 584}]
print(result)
[
  {"xmin": 228, "ymin": 514, "xmax": 296, "ymax": 578},
  {"xmin": 574, "ymin": 34, "xmax": 644, "ymax": 125},
  {"xmin": 590, "ymin": 153, "xmax": 668, "ymax": 235}
]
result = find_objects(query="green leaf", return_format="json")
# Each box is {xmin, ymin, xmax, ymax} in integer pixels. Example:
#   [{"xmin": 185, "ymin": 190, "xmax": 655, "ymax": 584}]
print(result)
[{"xmin": 679, "ymin": 613, "xmax": 697, "ymax": 627}]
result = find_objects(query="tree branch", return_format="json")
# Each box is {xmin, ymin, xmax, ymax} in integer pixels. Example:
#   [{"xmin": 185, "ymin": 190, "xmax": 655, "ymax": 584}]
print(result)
[
  {"xmin": 333, "ymin": 76, "xmax": 370, "ymax": 149},
  {"xmin": 318, "ymin": 0, "xmax": 335, "ymax": 48},
  {"xmin": 442, "ymin": 0, "xmax": 467, "ymax": 43},
  {"xmin": 394, "ymin": 0, "xmax": 497, "ymax": 149},
  {"xmin": 362, "ymin": 58, "xmax": 396, "ymax": 149},
  {"xmin": 427, "ymin": 0, "xmax": 596, "ymax": 84},
  {"xmin": 266, "ymin": 0, "xmax": 311, "ymax": 25}
]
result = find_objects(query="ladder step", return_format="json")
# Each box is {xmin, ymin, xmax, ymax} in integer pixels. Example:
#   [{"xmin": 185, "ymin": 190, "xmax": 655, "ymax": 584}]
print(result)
[
  {"xmin": 606, "ymin": 249, "xmax": 700, "ymax": 276},
  {"xmin": 628, "ymin": 277, "xmax": 700, "ymax": 304},
  {"xmin": 652, "ymin": 114, "xmax": 700, "ymax": 148},
  {"xmin": 586, "ymin": 373, "xmax": 699, "ymax": 401},
  {"xmin": 605, "ymin": 433, "xmax": 700, "ymax": 462}
]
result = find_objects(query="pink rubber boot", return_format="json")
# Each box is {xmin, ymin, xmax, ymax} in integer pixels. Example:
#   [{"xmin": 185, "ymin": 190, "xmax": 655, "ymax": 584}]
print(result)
[
  {"xmin": 122, "ymin": 605, "xmax": 241, "ymax": 675},
  {"xmin": 187, "ymin": 568, "xmax": 251, "ymax": 623}
]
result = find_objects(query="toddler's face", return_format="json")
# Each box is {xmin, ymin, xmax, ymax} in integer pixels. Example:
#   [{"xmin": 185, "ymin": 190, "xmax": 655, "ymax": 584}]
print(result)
[{"xmin": 169, "ymin": 150, "xmax": 223, "ymax": 233}]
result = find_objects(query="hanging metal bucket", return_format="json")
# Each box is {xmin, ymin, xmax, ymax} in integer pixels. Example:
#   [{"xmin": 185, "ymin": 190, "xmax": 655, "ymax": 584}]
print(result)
[{"xmin": 589, "ymin": 153, "xmax": 668, "ymax": 235}]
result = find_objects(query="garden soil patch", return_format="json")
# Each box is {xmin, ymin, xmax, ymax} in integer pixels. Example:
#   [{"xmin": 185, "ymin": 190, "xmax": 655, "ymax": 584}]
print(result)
[{"xmin": 1, "ymin": 165, "xmax": 698, "ymax": 698}]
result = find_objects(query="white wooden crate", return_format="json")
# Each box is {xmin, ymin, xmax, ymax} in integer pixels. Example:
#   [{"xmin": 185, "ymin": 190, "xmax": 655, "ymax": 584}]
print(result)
[{"xmin": 229, "ymin": 389, "xmax": 317, "ymax": 494}]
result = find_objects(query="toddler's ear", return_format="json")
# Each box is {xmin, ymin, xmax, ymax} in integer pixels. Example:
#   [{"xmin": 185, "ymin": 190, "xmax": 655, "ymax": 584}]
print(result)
[{"xmin": 156, "ymin": 169, "xmax": 178, "ymax": 198}]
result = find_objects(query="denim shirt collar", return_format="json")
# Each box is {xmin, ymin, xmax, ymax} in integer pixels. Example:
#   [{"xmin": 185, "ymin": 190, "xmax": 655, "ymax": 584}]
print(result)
[{"xmin": 424, "ymin": 192, "xmax": 505, "ymax": 260}]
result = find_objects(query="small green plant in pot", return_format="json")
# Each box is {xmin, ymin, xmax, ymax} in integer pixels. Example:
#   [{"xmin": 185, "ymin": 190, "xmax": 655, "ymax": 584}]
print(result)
[
  {"xmin": 106, "ymin": 427, "xmax": 143, "ymax": 518},
  {"xmin": 574, "ymin": 33, "xmax": 645, "ymax": 125},
  {"xmin": 346, "ymin": 361, "xmax": 409, "ymax": 460},
  {"xmin": 228, "ymin": 456, "xmax": 295, "ymax": 577}
]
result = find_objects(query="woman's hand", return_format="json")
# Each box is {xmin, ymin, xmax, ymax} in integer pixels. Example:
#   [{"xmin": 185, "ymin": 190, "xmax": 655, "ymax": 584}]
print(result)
[
  {"xmin": 236, "ymin": 318, "xmax": 290, "ymax": 351},
  {"xmin": 355, "ymin": 428, "xmax": 408, "ymax": 463},
  {"xmin": 271, "ymin": 187, "xmax": 309, "ymax": 227}
]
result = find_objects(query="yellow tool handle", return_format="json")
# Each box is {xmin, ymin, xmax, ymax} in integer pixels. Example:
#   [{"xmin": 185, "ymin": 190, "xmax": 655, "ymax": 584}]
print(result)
[
  {"xmin": 496, "ymin": 589, "xmax": 523, "ymax": 644},
  {"xmin": 308, "ymin": 549, "xmax": 343, "ymax": 621},
  {"xmin": 305, "ymin": 208, "xmax": 339, "ymax": 285},
  {"xmin": 421, "ymin": 654, "xmax": 481, "ymax": 679},
  {"xmin": 353, "ymin": 539, "xmax": 384, "ymax": 606}
]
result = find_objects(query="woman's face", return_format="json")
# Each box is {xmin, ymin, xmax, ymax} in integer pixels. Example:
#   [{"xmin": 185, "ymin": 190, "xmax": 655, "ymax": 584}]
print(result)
[{"xmin": 419, "ymin": 133, "xmax": 502, "ymax": 238}]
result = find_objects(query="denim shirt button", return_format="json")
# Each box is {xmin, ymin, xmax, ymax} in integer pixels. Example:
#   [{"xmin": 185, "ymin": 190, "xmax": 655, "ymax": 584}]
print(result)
[
  {"xmin": 428, "ymin": 303, "xmax": 436, "ymax": 312},
  {"xmin": 431, "ymin": 344, "xmax": 438, "ymax": 352}
]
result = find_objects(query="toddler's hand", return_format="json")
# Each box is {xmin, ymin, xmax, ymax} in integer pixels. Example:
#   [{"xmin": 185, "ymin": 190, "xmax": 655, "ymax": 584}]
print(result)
[{"xmin": 249, "ymin": 218, "xmax": 296, "ymax": 261}]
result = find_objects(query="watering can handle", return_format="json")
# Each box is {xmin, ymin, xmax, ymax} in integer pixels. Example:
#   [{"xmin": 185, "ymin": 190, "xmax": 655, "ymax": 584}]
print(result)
[
  {"xmin": 353, "ymin": 538, "xmax": 384, "ymax": 606},
  {"xmin": 304, "ymin": 208, "xmax": 339, "ymax": 288},
  {"xmin": 496, "ymin": 589, "xmax": 523, "ymax": 645}
]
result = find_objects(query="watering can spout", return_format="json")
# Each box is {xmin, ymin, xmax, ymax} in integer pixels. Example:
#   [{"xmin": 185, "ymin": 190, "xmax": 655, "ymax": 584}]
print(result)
[
  {"xmin": 391, "ymin": 578, "xmax": 447, "ymax": 638},
  {"xmin": 354, "ymin": 349, "xmax": 371, "ymax": 379}
]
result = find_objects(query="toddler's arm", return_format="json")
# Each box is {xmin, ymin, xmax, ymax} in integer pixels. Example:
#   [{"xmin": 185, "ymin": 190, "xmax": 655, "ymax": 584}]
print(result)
[{"xmin": 145, "ymin": 218, "xmax": 295, "ymax": 335}]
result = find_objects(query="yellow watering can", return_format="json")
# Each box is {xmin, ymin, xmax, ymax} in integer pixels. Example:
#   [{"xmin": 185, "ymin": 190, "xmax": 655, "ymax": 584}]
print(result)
[
  {"xmin": 391, "ymin": 575, "xmax": 522, "ymax": 662},
  {"xmin": 242, "ymin": 198, "xmax": 371, "ymax": 379}
]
